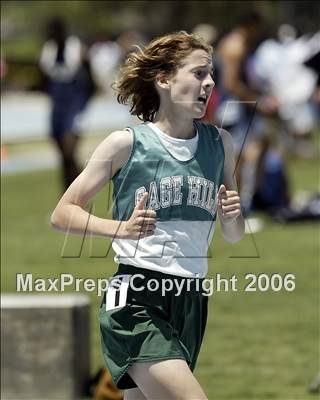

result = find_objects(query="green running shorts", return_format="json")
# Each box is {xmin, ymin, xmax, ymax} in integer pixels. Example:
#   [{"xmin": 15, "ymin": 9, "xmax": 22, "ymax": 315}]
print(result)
[{"xmin": 99, "ymin": 264, "xmax": 208, "ymax": 389}]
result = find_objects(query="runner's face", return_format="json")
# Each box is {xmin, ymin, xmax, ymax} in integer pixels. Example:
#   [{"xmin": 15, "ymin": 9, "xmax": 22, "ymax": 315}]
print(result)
[{"xmin": 168, "ymin": 49, "xmax": 215, "ymax": 118}]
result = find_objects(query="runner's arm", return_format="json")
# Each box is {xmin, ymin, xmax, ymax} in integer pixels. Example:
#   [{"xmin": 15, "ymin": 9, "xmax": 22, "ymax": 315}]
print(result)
[
  {"xmin": 50, "ymin": 130, "xmax": 132, "ymax": 239},
  {"xmin": 218, "ymin": 128, "xmax": 245, "ymax": 243}
]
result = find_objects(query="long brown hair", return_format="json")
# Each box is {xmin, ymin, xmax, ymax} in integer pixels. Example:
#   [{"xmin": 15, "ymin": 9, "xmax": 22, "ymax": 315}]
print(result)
[{"xmin": 113, "ymin": 31, "xmax": 213, "ymax": 122}]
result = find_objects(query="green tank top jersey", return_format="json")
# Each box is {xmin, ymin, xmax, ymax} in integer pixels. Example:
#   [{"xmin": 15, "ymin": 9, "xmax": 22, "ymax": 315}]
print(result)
[
  {"xmin": 111, "ymin": 121, "xmax": 225, "ymax": 277},
  {"xmin": 112, "ymin": 121, "xmax": 225, "ymax": 222}
]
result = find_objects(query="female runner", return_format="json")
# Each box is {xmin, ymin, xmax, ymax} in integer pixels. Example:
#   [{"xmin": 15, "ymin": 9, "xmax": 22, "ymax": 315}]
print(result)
[{"xmin": 51, "ymin": 31, "xmax": 245, "ymax": 400}]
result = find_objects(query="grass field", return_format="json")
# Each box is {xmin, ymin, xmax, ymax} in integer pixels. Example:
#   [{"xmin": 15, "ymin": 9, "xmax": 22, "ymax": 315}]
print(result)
[{"xmin": 1, "ymin": 138, "xmax": 319, "ymax": 399}]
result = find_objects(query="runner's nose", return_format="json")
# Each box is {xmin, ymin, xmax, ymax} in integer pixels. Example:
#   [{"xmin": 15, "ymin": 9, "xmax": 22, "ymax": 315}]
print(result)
[{"xmin": 204, "ymin": 74, "xmax": 215, "ymax": 89}]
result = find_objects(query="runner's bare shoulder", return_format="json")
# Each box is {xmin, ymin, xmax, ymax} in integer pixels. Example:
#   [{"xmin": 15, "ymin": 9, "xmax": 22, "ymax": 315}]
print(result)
[{"xmin": 89, "ymin": 129, "xmax": 133, "ymax": 177}]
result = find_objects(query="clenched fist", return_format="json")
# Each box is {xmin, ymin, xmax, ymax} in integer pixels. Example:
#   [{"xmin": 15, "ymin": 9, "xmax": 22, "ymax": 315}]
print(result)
[
  {"xmin": 217, "ymin": 184, "xmax": 242, "ymax": 224},
  {"xmin": 120, "ymin": 192, "xmax": 157, "ymax": 239}
]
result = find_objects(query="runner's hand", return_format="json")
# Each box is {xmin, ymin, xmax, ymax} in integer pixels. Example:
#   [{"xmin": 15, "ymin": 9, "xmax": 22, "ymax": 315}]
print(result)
[
  {"xmin": 120, "ymin": 192, "xmax": 157, "ymax": 239},
  {"xmin": 217, "ymin": 184, "xmax": 241, "ymax": 224}
]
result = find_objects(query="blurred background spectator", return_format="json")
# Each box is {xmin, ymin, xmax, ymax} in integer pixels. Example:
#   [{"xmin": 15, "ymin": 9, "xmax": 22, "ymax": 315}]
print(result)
[
  {"xmin": 205, "ymin": 12, "xmax": 280, "ymax": 215},
  {"xmin": 39, "ymin": 17, "xmax": 95, "ymax": 190},
  {"xmin": 88, "ymin": 30, "xmax": 146, "ymax": 95},
  {"xmin": 252, "ymin": 25, "xmax": 319, "ymax": 158}
]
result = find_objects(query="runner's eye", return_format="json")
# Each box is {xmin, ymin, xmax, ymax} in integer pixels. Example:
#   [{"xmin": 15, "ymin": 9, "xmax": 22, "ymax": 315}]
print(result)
[{"xmin": 194, "ymin": 70, "xmax": 206, "ymax": 80}]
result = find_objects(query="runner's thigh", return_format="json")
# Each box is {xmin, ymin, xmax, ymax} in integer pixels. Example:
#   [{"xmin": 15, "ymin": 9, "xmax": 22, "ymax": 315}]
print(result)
[{"xmin": 127, "ymin": 359, "xmax": 208, "ymax": 400}]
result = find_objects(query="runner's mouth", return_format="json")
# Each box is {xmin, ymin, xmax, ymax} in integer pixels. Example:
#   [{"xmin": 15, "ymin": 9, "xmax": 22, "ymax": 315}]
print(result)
[{"xmin": 197, "ymin": 95, "xmax": 207, "ymax": 104}]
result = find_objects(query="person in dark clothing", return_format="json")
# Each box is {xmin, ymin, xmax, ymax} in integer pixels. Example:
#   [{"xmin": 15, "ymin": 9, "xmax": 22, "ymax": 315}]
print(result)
[
  {"xmin": 40, "ymin": 17, "xmax": 94, "ymax": 190},
  {"xmin": 215, "ymin": 12, "xmax": 279, "ymax": 214}
]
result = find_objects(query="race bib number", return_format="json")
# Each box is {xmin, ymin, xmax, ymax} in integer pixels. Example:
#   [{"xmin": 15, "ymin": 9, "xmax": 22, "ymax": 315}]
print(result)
[{"xmin": 105, "ymin": 274, "xmax": 131, "ymax": 311}]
